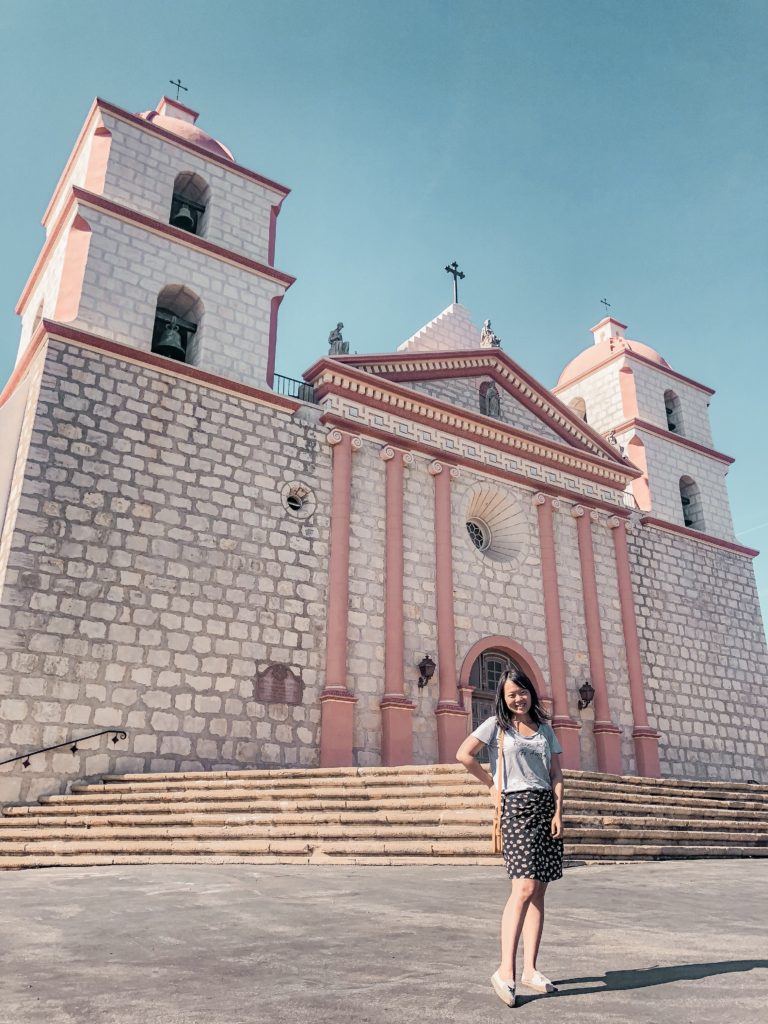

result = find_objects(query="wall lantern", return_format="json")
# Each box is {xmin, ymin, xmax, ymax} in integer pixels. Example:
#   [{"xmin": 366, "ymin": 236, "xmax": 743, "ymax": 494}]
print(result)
[
  {"xmin": 417, "ymin": 655, "xmax": 437, "ymax": 689},
  {"xmin": 577, "ymin": 680, "xmax": 595, "ymax": 710}
]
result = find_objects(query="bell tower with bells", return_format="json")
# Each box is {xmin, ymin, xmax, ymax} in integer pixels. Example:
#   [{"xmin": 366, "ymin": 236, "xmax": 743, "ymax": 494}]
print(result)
[{"xmin": 14, "ymin": 93, "xmax": 295, "ymax": 389}]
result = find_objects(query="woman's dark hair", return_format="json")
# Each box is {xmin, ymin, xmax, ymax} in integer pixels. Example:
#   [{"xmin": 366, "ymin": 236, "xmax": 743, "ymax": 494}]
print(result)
[{"xmin": 495, "ymin": 667, "xmax": 551, "ymax": 730}]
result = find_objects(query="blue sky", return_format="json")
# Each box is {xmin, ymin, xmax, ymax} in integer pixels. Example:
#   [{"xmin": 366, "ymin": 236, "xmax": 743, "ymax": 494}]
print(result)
[{"xmin": 1, "ymin": 0, "xmax": 766, "ymax": 614}]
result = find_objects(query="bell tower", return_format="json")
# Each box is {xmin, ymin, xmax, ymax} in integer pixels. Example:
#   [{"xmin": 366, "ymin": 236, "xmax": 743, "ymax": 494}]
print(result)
[
  {"xmin": 554, "ymin": 317, "xmax": 736, "ymax": 542},
  {"xmin": 14, "ymin": 95, "xmax": 295, "ymax": 388}
]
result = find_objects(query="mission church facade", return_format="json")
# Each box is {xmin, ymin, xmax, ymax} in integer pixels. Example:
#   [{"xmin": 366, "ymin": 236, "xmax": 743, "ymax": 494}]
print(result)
[{"xmin": 1, "ymin": 95, "xmax": 766, "ymax": 807}]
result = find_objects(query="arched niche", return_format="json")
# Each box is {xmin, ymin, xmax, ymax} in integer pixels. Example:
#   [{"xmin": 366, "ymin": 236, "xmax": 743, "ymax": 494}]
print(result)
[
  {"xmin": 664, "ymin": 389, "xmax": 685, "ymax": 436},
  {"xmin": 568, "ymin": 396, "xmax": 588, "ymax": 422},
  {"xmin": 679, "ymin": 475, "xmax": 705, "ymax": 530},
  {"xmin": 151, "ymin": 284, "xmax": 205, "ymax": 365},
  {"xmin": 169, "ymin": 171, "xmax": 211, "ymax": 237}
]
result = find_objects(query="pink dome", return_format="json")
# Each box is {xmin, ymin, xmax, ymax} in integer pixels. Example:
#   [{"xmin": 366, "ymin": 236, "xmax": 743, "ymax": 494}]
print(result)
[
  {"xmin": 137, "ymin": 109, "xmax": 235, "ymax": 162},
  {"xmin": 557, "ymin": 336, "xmax": 670, "ymax": 387}
]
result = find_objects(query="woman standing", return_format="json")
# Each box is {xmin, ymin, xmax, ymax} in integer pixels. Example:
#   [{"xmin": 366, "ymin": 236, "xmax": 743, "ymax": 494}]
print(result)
[{"xmin": 456, "ymin": 668, "xmax": 564, "ymax": 1007}]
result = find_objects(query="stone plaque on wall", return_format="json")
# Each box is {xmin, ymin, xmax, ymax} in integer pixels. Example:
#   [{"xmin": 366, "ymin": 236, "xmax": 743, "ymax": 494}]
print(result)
[{"xmin": 254, "ymin": 664, "xmax": 303, "ymax": 705}]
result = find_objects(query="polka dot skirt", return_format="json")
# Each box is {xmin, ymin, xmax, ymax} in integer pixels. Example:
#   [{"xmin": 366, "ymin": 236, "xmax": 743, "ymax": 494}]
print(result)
[{"xmin": 501, "ymin": 788, "xmax": 563, "ymax": 882}]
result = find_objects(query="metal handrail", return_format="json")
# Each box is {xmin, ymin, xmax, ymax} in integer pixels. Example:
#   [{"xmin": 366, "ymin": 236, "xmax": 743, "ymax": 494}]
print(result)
[
  {"xmin": 0, "ymin": 730, "xmax": 127, "ymax": 768},
  {"xmin": 273, "ymin": 373, "xmax": 317, "ymax": 404}
]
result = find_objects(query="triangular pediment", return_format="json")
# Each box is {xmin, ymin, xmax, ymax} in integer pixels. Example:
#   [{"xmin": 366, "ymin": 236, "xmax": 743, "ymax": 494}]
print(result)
[{"xmin": 332, "ymin": 349, "xmax": 627, "ymax": 466}]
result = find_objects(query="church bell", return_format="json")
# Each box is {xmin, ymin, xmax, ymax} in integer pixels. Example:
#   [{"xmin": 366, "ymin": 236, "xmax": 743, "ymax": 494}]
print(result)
[
  {"xmin": 155, "ymin": 321, "xmax": 185, "ymax": 361},
  {"xmin": 171, "ymin": 203, "xmax": 196, "ymax": 232}
]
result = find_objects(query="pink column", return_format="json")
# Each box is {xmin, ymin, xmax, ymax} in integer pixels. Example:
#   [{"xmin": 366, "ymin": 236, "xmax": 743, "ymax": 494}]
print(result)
[
  {"xmin": 379, "ymin": 446, "xmax": 416, "ymax": 766},
  {"xmin": 571, "ymin": 505, "xmax": 623, "ymax": 775},
  {"xmin": 429, "ymin": 461, "xmax": 469, "ymax": 762},
  {"xmin": 533, "ymin": 494, "xmax": 581, "ymax": 769},
  {"xmin": 319, "ymin": 429, "xmax": 361, "ymax": 767},
  {"xmin": 608, "ymin": 517, "xmax": 661, "ymax": 777}
]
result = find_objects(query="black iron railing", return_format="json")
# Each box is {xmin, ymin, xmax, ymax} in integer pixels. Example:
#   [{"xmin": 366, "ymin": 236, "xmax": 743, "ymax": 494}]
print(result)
[
  {"xmin": 273, "ymin": 373, "xmax": 317, "ymax": 404},
  {"xmin": 0, "ymin": 730, "xmax": 127, "ymax": 769}
]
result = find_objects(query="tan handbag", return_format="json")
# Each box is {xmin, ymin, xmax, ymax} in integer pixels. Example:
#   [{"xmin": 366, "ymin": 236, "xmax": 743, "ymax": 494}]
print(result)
[{"xmin": 491, "ymin": 726, "xmax": 504, "ymax": 854}]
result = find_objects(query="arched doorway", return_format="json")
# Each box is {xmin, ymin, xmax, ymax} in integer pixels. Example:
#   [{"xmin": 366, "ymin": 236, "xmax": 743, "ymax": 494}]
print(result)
[{"xmin": 459, "ymin": 636, "xmax": 549, "ymax": 762}]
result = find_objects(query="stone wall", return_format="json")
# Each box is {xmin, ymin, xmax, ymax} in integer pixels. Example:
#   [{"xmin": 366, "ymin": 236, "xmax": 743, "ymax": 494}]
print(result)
[
  {"xmin": 630, "ymin": 522, "xmax": 768, "ymax": 781},
  {"xmin": 555, "ymin": 359, "xmax": 624, "ymax": 436},
  {"xmin": 0, "ymin": 340, "xmax": 330, "ymax": 806}
]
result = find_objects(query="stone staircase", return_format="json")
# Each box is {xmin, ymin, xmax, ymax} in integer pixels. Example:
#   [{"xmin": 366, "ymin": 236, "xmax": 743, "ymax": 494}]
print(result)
[{"xmin": 1, "ymin": 764, "xmax": 767, "ymax": 869}]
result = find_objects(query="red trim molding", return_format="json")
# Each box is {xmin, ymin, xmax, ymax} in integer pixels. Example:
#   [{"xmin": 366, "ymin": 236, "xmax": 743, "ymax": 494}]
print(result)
[
  {"xmin": 331, "ymin": 348, "xmax": 632, "ymax": 468},
  {"xmin": 19, "ymin": 187, "xmax": 295, "ymax": 316},
  {"xmin": 613, "ymin": 418, "xmax": 734, "ymax": 465},
  {"xmin": 72, "ymin": 187, "xmax": 295, "ymax": 286},
  {"xmin": 640, "ymin": 516, "xmax": 759, "ymax": 558},
  {"xmin": 4, "ymin": 320, "xmax": 300, "ymax": 414},
  {"xmin": 319, "ymin": 411, "xmax": 634, "ymax": 517}
]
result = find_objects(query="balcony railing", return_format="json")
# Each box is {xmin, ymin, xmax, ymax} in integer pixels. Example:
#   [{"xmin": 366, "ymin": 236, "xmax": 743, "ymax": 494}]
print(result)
[{"xmin": 273, "ymin": 373, "xmax": 317, "ymax": 404}]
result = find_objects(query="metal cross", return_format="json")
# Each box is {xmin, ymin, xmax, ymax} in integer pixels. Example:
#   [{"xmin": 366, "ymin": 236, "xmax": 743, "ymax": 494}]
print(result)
[
  {"xmin": 445, "ymin": 262, "xmax": 465, "ymax": 303},
  {"xmin": 600, "ymin": 297, "xmax": 612, "ymax": 316},
  {"xmin": 169, "ymin": 78, "xmax": 188, "ymax": 101}
]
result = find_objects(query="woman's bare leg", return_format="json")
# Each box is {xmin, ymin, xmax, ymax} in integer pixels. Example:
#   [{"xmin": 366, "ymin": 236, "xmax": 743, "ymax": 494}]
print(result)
[
  {"xmin": 521, "ymin": 882, "xmax": 547, "ymax": 976},
  {"xmin": 499, "ymin": 878, "xmax": 537, "ymax": 979}
]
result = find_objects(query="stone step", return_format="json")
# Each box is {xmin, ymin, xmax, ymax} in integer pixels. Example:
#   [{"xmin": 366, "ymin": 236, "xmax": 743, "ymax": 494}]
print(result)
[
  {"xmin": 7, "ymin": 794, "xmax": 768, "ymax": 823},
  {"xmin": 0, "ymin": 837, "xmax": 766, "ymax": 861},
  {"xmin": 0, "ymin": 823, "xmax": 765, "ymax": 845},
  {"xmin": 31, "ymin": 784, "xmax": 768, "ymax": 814},
  {"xmin": 88, "ymin": 772, "xmax": 768, "ymax": 805},
  {"xmin": 2, "ymin": 808, "xmax": 767, "ymax": 832},
  {"xmin": 101, "ymin": 764, "xmax": 768, "ymax": 797}
]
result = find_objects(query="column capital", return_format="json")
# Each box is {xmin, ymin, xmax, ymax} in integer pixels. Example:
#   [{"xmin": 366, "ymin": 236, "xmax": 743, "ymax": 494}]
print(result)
[
  {"xmin": 607, "ymin": 515, "xmax": 622, "ymax": 529},
  {"xmin": 571, "ymin": 504, "xmax": 586, "ymax": 519},
  {"xmin": 351, "ymin": 435, "xmax": 363, "ymax": 452},
  {"xmin": 379, "ymin": 446, "xmax": 396, "ymax": 462},
  {"xmin": 428, "ymin": 460, "xmax": 443, "ymax": 477},
  {"xmin": 403, "ymin": 452, "xmax": 414, "ymax": 467},
  {"xmin": 532, "ymin": 492, "xmax": 547, "ymax": 507},
  {"xmin": 589, "ymin": 509, "xmax": 601, "ymax": 524},
  {"xmin": 326, "ymin": 428, "xmax": 345, "ymax": 447},
  {"xmin": 552, "ymin": 498, "xmax": 563, "ymax": 512}
]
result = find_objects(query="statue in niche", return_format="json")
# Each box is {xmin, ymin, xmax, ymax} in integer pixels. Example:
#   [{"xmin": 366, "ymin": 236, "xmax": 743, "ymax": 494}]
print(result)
[
  {"xmin": 480, "ymin": 319, "xmax": 502, "ymax": 349},
  {"xmin": 328, "ymin": 322, "xmax": 349, "ymax": 355},
  {"xmin": 486, "ymin": 383, "xmax": 501, "ymax": 418}
]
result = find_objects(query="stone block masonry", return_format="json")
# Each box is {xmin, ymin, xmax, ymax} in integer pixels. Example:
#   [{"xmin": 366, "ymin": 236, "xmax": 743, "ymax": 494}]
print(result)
[
  {"xmin": 0, "ymin": 340, "xmax": 330, "ymax": 805},
  {"xmin": 629, "ymin": 522, "xmax": 768, "ymax": 782}
]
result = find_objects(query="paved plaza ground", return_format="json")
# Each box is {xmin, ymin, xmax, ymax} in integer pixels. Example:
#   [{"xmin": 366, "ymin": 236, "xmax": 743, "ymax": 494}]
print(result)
[{"xmin": 1, "ymin": 860, "xmax": 766, "ymax": 1024}]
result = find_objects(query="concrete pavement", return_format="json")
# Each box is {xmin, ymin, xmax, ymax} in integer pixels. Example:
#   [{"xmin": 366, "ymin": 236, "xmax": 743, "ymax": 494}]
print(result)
[{"xmin": 1, "ymin": 860, "xmax": 766, "ymax": 1023}]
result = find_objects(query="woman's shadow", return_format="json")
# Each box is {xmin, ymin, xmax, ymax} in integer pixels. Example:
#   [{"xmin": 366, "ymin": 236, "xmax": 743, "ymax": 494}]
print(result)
[{"xmin": 517, "ymin": 959, "xmax": 768, "ymax": 1003}]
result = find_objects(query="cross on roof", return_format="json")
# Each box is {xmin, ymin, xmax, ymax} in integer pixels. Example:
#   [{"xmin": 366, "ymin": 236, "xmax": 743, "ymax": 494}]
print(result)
[
  {"xmin": 445, "ymin": 261, "xmax": 465, "ymax": 303},
  {"xmin": 600, "ymin": 297, "xmax": 612, "ymax": 315},
  {"xmin": 169, "ymin": 78, "xmax": 188, "ymax": 101}
]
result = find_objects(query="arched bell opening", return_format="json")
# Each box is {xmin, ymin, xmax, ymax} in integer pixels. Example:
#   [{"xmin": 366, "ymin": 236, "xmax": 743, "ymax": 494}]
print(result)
[
  {"xmin": 169, "ymin": 172, "xmax": 210, "ymax": 237},
  {"xmin": 664, "ymin": 388, "xmax": 685, "ymax": 436},
  {"xmin": 151, "ymin": 285, "xmax": 204, "ymax": 365},
  {"xmin": 679, "ymin": 474, "xmax": 705, "ymax": 530}
]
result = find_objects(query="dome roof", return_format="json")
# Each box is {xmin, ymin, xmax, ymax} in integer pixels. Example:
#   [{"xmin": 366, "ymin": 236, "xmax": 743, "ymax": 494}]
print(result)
[
  {"xmin": 557, "ymin": 335, "xmax": 670, "ymax": 387},
  {"xmin": 137, "ymin": 109, "xmax": 234, "ymax": 162}
]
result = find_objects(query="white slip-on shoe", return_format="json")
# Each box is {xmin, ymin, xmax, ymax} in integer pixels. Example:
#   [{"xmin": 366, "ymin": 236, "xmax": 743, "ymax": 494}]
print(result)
[
  {"xmin": 520, "ymin": 970, "xmax": 556, "ymax": 993},
  {"xmin": 491, "ymin": 971, "xmax": 517, "ymax": 1006}
]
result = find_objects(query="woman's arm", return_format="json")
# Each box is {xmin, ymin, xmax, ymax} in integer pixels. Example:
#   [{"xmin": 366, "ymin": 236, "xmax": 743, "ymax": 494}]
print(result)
[
  {"xmin": 549, "ymin": 752, "xmax": 564, "ymax": 838},
  {"xmin": 456, "ymin": 735, "xmax": 497, "ymax": 800}
]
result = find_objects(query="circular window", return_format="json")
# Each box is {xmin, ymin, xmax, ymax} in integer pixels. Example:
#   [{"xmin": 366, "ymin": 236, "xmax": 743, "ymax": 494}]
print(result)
[
  {"xmin": 466, "ymin": 519, "xmax": 491, "ymax": 551},
  {"xmin": 281, "ymin": 482, "xmax": 316, "ymax": 520},
  {"xmin": 464, "ymin": 485, "xmax": 529, "ymax": 565}
]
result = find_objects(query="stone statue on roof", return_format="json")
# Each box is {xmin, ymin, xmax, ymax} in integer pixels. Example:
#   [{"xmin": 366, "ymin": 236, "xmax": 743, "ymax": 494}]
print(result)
[
  {"xmin": 328, "ymin": 322, "xmax": 349, "ymax": 356},
  {"xmin": 480, "ymin": 319, "xmax": 502, "ymax": 349}
]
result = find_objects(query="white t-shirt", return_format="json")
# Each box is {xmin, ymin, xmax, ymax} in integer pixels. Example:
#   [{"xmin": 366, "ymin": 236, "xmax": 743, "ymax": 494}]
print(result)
[{"xmin": 472, "ymin": 716, "xmax": 562, "ymax": 792}]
